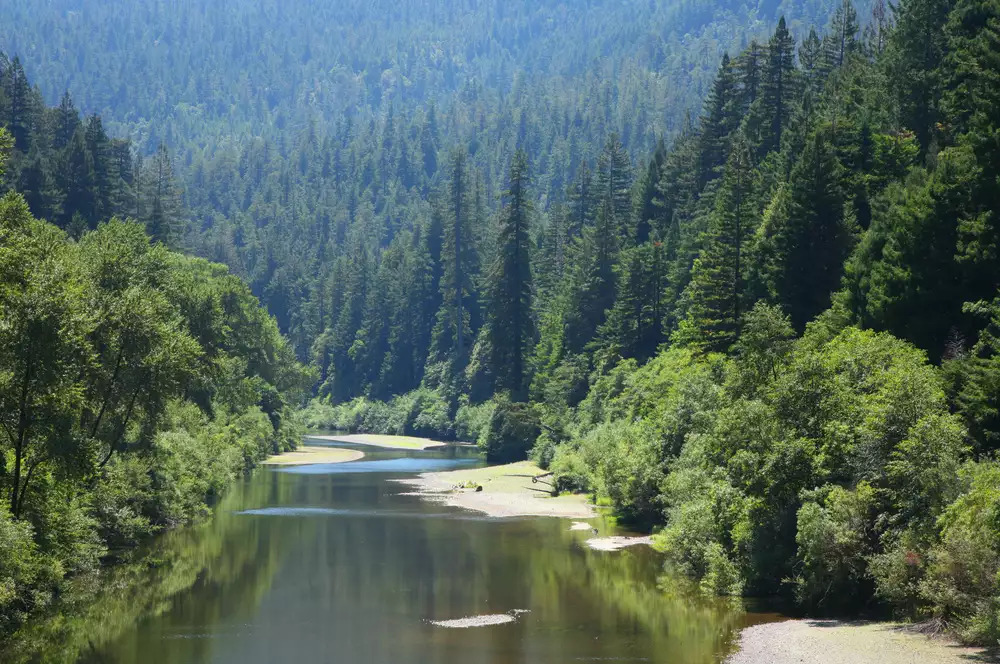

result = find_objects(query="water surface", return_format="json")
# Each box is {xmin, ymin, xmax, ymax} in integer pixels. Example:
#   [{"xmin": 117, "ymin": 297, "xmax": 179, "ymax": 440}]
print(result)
[{"xmin": 12, "ymin": 444, "xmax": 754, "ymax": 663}]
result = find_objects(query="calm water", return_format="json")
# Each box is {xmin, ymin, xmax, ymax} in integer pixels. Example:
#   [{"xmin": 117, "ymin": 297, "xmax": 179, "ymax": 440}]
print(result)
[{"xmin": 10, "ymin": 443, "xmax": 758, "ymax": 663}]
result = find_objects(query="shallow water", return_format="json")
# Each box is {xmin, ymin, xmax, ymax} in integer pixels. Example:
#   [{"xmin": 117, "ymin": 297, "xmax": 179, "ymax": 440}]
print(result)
[{"xmin": 11, "ymin": 444, "xmax": 754, "ymax": 663}]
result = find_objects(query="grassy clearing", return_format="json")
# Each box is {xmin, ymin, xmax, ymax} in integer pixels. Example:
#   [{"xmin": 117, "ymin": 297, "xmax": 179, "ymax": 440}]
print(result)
[
  {"xmin": 306, "ymin": 433, "xmax": 457, "ymax": 450},
  {"xmin": 263, "ymin": 446, "xmax": 365, "ymax": 466}
]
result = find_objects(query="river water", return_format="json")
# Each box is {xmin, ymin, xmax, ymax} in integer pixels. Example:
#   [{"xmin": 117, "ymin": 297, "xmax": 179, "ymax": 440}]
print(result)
[{"xmin": 11, "ymin": 443, "xmax": 761, "ymax": 663}]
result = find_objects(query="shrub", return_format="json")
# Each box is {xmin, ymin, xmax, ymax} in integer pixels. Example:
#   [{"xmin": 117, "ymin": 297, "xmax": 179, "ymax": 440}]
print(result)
[
  {"xmin": 480, "ymin": 399, "xmax": 540, "ymax": 463},
  {"xmin": 918, "ymin": 462, "xmax": 1000, "ymax": 645},
  {"xmin": 656, "ymin": 459, "xmax": 749, "ymax": 597},
  {"xmin": 579, "ymin": 421, "xmax": 665, "ymax": 527},
  {"xmin": 0, "ymin": 506, "xmax": 56, "ymax": 636},
  {"xmin": 550, "ymin": 445, "xmax": 592, "ymax": 493},
  {"xmin": 454, "ymin": 400, "xmax": 496, "ymax": 443},
  {"xmin": 793, "ymin": 483, "xmax": 877, "ymax": 610}
]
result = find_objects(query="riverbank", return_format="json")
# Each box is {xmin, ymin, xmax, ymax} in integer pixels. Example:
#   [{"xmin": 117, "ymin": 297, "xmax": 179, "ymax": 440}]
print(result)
[
  {"xmin": 263, "ymin": 445, "xmax": 365, "ymax": 465},
  {"xmin": 396, "ymin": 460, "xmax": 596, "ymax": 518},
  {"xmin": 727, "ymin": 619, "xmax": 994, "ymax": 664},
  {"xmin": 306, "ymin": 433, "xmax": 458, "ymax": 450}
]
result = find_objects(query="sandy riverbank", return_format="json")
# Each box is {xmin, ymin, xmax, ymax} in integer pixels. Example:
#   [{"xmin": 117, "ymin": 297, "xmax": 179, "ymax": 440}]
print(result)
[
  {"xmin": 263, "ymin": 445, "xmax": 365, "ymax": 465},
  {"xmin": 395, "ymin": 460, "xmax": 596, "ymax": 518},
  {"xmin": 726, "ymin": 619, "xmax": 995, "ymax": 664},
  {"xmin": 306, "ymin": 433, "xmax": 458, "ymax": 450}
]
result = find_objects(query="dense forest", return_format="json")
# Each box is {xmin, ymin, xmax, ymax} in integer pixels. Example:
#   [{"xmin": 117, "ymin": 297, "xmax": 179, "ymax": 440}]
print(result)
[{"xmin": 2, "ymin": 0, "xmax": 1000, "ymax": 649}]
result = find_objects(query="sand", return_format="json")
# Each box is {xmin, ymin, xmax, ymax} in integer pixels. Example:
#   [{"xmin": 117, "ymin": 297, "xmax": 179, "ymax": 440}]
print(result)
[
  {"xmin": 306, "ymin": 433, "xmax": 455, "ymax": 450},
  {"xmin": 726, "ymin": 619, "xmax": 995, "ymax": 664},
  {"xmin": 262, "ymin": 445, "xmax": 365, "ymax": 466},
  {"xmin": 585, "ymin": 535, "xmax": 654, "ymax": 551},
  {"xmin": 396, "ymin": 461, "xmax": 596, "ymax": 518}
]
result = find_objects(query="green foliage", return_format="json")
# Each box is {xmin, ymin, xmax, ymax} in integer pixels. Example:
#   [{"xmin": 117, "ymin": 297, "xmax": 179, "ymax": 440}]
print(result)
[
  {"xmin": 4, "ymin": 0, "xmax": 1000, "ymax": 647},
  {"xmin": 919, "ymin": 463, "xmax": 1000, "ymax": 643},
  {"xmin": 794, "ymin": 483, "xmax": 877, "ymax": 610},
  {"xmin": 480, "ymin": 398, "xmax": 540, "ymax": 464},
  {"xmin": 0, "ymin": 195, "xmax": 307, "ymax": 636},
  {"xmin": 577, "ymin": 421, "xmax": 665, "ymax": 527}
]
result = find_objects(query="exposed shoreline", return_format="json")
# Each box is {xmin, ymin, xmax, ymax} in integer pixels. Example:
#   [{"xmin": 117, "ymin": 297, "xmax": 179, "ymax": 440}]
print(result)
[
  {"xmin": 263, "ymin": 445, "xmax": 365, "ymax": 465},
  {"xmin": 395, "ymin": 460, "xmax": 596, "ymax": 518},
  {"xmin": 306, "ymin": 433, "xmax": 463, "ymax": 450},
  {"xmin": 726, "ymin": 619, "xmax": 993, "ymax": 664}
]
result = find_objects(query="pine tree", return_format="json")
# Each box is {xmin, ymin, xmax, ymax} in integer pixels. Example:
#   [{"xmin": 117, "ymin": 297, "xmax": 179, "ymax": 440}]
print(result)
[
  {"xmin": 430, "ymin": 148, "xmax": 479, "ymax": 372},
  {"xmin": 885, "ymin": 0, "xmax": 952, "ymax": 152},
  {"xmin": 824, "ymin": 0, "xmax": 861, "ymax": 70},
  {"xmin": 3, "ymin": 57, "xmax": 33, "ymax": 151},
  {"xmin": 698, "ymin": 54, "xmax": 740, "ymax": 189},
  {"xmin": 53, "ymin": 91, "xmax": 80, "ymax": 150},
  {"xmin": 598, "ymin": 240, "xmax": 666, "ymax": 361},
  {"xmin": 562, "ymin": 198, "xmax": 620, "ymax": 353},
  {"xmin": 736, "ymin": 41, "xmax": 765, "ymax": 112},
  {"xmin": 59, "ymin": 129, "xmax": 97, "ymax": 233},
  {"xmin": 567, "ymin": 161, "xmax": 596, "ymax": 237},
  {"xmin": 633, "ymin": 141, "xmax": 666, "ymax": 243},
  {"xmin": 596, "ymin": 133, "xmax": 632, "ymax": 239},
  {"xmin": 484, "ymin": 150, "xmax": 534, "ymax": 400},
  {"xmin": 864, "ymin": 0, "xmax": 892, "ymax": 56},
  {"xmin": 141, "ymin": 143, "xmax": 183, "ymax": 246},
  {"xmin": 761, "ymin": 129, "xmax": 856, "ymax": 330},
  {"xmin": 800, "ymin": 29, "xmax": 825, "ymax": 89},
  {"xmin": 84, "ymin": 115, "xmax": 113, "ymax": 223},
  {"xmin": 761, "ymin": 17, "xmax": 798, "ymax": 154},
  {"xmin": 674, "ymin": 134, "xmax": 758, "ymax": 351}
]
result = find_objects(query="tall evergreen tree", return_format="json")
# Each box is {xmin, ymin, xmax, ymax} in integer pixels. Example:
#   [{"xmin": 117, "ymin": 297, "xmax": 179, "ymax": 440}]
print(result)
[
  {"xmin": 429, "ymin": 148, "xmax": 479, "ymax": 373},
  {"xmin": 598, "ymin": 240, "xmax": 666, "ymax": 361},
  {"xmin": 141, "ymin": 143, "xmax": 183, "ymax": 246},
  {"xmin": 736, "ymin": 41, "xmax": 765, "ymax": 112},
  {"xmin": 824, "ymin": 0, "xmax": 861, "ymax": 70},
  {"xmin": 3, "ymin": 57, "xmax": 32, "ymax": 151},
  {"xmin": 698, "ymin": 54, "xmax": 740, "ymax": 189},
  {"xmin": 484, "ymin": 150, "xmax": 534, "ymax": 400},
  {"xmin": 884, "ymin": 0, "xmax": 952, "ymax": 152},
  {"xmin": 562, "ymin": 198, "xmax": 620, "ymax": 353},
  {"xmin": 760, "ymin": 129, "xmax": 856, "ymax": 330},
  {"xmin": 800, "ymin": 29, "xmax": 825, "ymax": 88},
  {"xmin": 567, "ymin": 161, "xmax": 596, "ymax": 237},
  {"xmin": 761, "ymin": 17, "xmax": 798, "ymax": 154},
  {"xmin": 675, "ymin": 134, "xmax": 758, "ymax": 351},
  {"xmin": 53, "ymin": 91, "xmax": 80, "ymax": 150},
  {"xmin": 596, "ymin": 133, "xmax": 632, "ymax": 239}
]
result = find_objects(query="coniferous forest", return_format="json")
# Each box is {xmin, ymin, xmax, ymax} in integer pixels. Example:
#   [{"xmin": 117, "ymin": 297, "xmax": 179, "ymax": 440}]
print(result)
[{"xmin": 1, "ymin": 0, "xmax": 1000, "ymax": 650}]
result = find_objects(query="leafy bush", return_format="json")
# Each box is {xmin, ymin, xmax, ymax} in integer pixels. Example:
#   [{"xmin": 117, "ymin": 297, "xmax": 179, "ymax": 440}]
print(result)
[
  {"xmin": 918, "ymin": 463, "xmax": 1000, "ymax": 644},
  {"xmin": 793, "ymin": 483, "xmax": 877, "ymax": 610},
  {"xmin": 550, "ymin": 445, "xmax": 593, "ymax": 493},
  {"xmin": 454, "ymin": 400, "xmax": 496, "ymax": 444},
  {"xmin": 480, "ymin": 399, "xmax": 540, "ymax": 463},
  {"xmin": 0, "ymin": 507, "xmax": 56, "ymax": 636},
  {"xmin": 577, "ymin": 421, "xmax": 665, "ymax": 527},
  {"xmin": 654, "ymin": 463, "xmax": 747, "ymax": 597}
]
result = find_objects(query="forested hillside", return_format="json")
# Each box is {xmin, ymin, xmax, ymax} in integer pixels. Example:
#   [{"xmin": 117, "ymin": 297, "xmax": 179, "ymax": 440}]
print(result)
[
  {"xmin": 1, "ymin": 0, "xmax": 870, "ymax": 356},
  {"xmin": 2, "ymin": 0, "xmax": 1000, "ymax": 649}
]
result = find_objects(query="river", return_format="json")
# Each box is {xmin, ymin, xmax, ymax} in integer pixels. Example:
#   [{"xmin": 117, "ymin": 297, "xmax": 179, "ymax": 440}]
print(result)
[{"xmin": 9, "ymin": 442, "xmax": 762, "ymax": 663}]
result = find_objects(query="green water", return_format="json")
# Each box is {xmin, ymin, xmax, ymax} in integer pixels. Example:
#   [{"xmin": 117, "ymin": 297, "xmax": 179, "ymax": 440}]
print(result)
[{"xmin": 9, "ymin": 443, "xmax": 757, "ymax": 663}]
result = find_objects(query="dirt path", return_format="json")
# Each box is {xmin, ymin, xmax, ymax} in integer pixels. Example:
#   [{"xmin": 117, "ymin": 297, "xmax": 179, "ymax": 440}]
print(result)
[{"xmin": 727, "ymin": 619, "xmax": 996, "ymax": 664}]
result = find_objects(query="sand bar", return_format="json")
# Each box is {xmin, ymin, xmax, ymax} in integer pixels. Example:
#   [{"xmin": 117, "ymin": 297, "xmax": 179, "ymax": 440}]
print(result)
[
  {"xmin": 396, "ymin": 461, "xmax": 595, "ymax": 518},
  {"xmin": 306, "ymin": 433, "xmax": 456, "ymax": 450},
  {"xmin": 726, "ymin": 619, "xmax": 994, "ymax": 664},
  {"xmin": 263, "ymin": 445, "xmax": 365, "ymax": 466}
]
